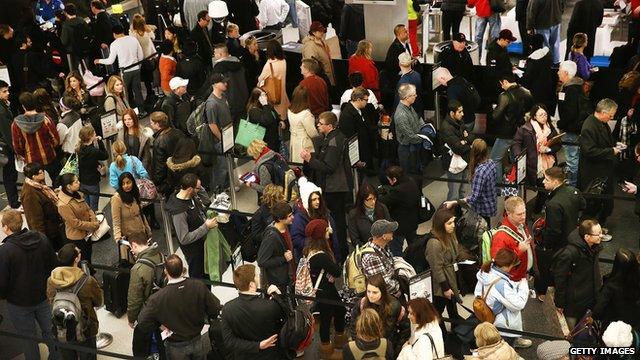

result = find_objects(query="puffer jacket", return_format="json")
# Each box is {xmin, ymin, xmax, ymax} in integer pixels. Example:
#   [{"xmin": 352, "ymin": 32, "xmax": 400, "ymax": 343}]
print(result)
[
  {"xmin": 56, "ymin": 190, "xmax": 99, "ymax": 241},
  {"xmin": 47, "ymin": 266, "xmax": 104, "ymax": 337},
  {"xmin": 301, "ymin": 35, "xmax": 336, "ymax": 85},
  {"xmin": 474, "ymin": 266, "xmax": 529, "ymax": 338},
  {"xmin": 127, "ymin": 243, "xmax": 164, "ymax": 323},
  {"xmin": 476, "ymin": 339, "xmax": 522, "ymax": 359},
  {"xmin": 166, "ymin": 155, "xmax": 207, "ymax": 196},
  {"xmin": 110, "ymin": 192, "xmax": 151, "ymax": 241}
]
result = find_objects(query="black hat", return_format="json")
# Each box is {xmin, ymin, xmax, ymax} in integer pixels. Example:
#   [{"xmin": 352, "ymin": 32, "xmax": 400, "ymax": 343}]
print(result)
[
  {"xmin": 211, "ymin": 72, "xmax": 229, "ymax": 84},
  {"xmin": 498, "ymin": 29, "xmax": 517, "ymax": 42},
  {"xmin": 452, "ymin": 33, "xmax": 467, "ymax": 43}
]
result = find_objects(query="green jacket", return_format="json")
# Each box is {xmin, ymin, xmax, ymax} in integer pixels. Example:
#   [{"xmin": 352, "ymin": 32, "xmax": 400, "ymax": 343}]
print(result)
[{"xmin": 127, "ymin": 243, "xmax": 163, "ymax": 323}]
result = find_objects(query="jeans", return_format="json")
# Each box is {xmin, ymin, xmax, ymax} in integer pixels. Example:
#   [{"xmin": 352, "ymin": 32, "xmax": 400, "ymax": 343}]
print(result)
[
  {"xmin": 442, "ymin": 10, "xmax": 464, "ymax": 41},
  {"xmin": 489, "ymin": 138, "xmax": 513, "ymax": 184},
  {"xmin": 3, "ymin": 149, "xmax": 19, "ymax": 207},
  {"xmin": 398, "ymin": 144, "xmax": 421, "ymax": 175},
  {"xmin": 122, "ymin": 69, "xmax": 144, "ymax": 110},
  {"xmin": 536, "ymin": 24, "xmax": 561, "ymax": 64},
  {"xmin": 6, "ymin": 300, "xmax": 59, "ymax": 360},
  {"xmin": 210, "ymin": 142, "xmax": 229, "ymax": 194},
  {"xmin": 475, "ymin": 14, "xmax": 501, "ymax": 58},
  {"xmin": 80, "ymin": 183, "xmax": 100, "ymax": 212},
  {"xmin": 562, "ymin": 133, "xmax": 579, "ymax": 187},
  {"xmin": 446, "ymin": 169, "xmax": 467, "ymax": 201},
  {"xmin": 285, "ymin": 0, "xmax": 298, "ymax": 27},
  {"xmin": 164, "ymin": 334, "xmax": 211, "ymax": 360}
]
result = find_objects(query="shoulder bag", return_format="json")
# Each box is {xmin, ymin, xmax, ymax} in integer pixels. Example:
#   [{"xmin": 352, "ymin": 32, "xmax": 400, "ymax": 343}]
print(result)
[
  {"xmin": 425, "ymin": 332, "xmax": 454, "ymax": 360},
  {"xmin": 132, "ymin": 157, "xmax": 157, "ymax": 206},
  {"xmin": 261, "ymin": 62, "xmax": 282, "ymax": 105}
]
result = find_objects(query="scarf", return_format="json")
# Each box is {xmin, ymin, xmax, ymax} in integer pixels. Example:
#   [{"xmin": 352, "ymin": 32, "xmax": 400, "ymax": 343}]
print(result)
[
  {"xmin": 62, "ymin": 188, "xmax": 82, "ymax": 200},
  {"xmin": 25, "ymin": 178, "xmax": 58, "ymax": 203},
  {"xmin": 530, "ymin": 120, "xmax": 555, "ymax": 177}
]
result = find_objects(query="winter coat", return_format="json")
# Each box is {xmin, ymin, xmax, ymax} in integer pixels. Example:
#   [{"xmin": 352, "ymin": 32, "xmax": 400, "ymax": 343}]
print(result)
[
  {"xmin": 384, "ymin": 39, "xmax": 409, "ymax": 85},
  {"xmin": 397, "ymin": 321, "xmax": 445, "ymax": 360},
  {"xmin": 227, "ymin": 0, "xmax": 259, "ymax": 34},
  {"xmin": 47, "ymin": 266, "xmax": 104, "ymax": 337},
  {"xmin": 301, "ymin": 35, "xmax": 336, "ymax": 86},
  {"xmin": 308, "ymin": 129, "xmax": 353, "ymax": 193},
  {"xmin": 110, "ymin": 192, "xmax": 151, "ymax": 241},
  {"xmin": 176, "ymin": 56, "xmax": 207, "ymax": 98},
  {"xmin": 290, "ymin": 200, "xmax": 340, "ymax": 261},
  {"xmin": 299, "ymin": 74, "xmax": 330, "ymax": 118},
  {"xmin": 0, "ymin": 229, "xmax": 57, "ymax": 306},
  {"xmin": 60, "ymin": 17, "xmax": 89, "ymax": 53},
  {"xmin": 490, "ymin": 216, "xmax": 533, "ymax": 281},
  {"xmin": 91, "ymin": 11, "xmax": 115, "ymax": 48},
  {"xmin": 161, "ymin": 93, "xmax": 192, "ymax": 135},
  {"xmin": 439, "ymin": 45, "xmax": 474, "ymax": 81},
  {"xmin": 566, "ymin": 0, "xmax": 603, "ymax": 58},
  {"xmin": 440, "ymin": 115, "xmax": 475, "ymax": 171},
  {"xmin": 213, "ymin": 56, "xmax": 249, "ymax": 120},
  {"xmin": 20, "ymin": 181, "xmax": 64, "ymax": 247},
  {"xmin": 541, "ymin": 184, "xmax": 585, "ymax": 251},
  {"xmin": 492, "ymin": 84, "xmax": 534, "ymax": 139},
  {"xmin": 511, "ymin": 119, "xmax": 560, "ymax": 185},
  {"xmin": 127, "ymin": 243, "xmax": 163, "ymax": 323},
  {"xmin": 447, "ymin": 76, "xmax": 480, "ymax": 125},
  {"xmin": 288, "ymin": 109, "xmax": 319, "ymax": 163},
  {"xmin": 116, "ymin": 127, "xmax": 152, "ymax": 170},
  {"xmin": 526, "ymin": 0, "xmax": 563, "ymax": 29},
  {"xmin": 579, "ymin": 114, "xmax": 616, "ymax": 191},
  {"xmin": 58, "ymin": 111, "xmax": 83, "ymax": 154},
  {"xmin": 350, "ymin": 296, "xmax": 405, "ymax": 341},
  {"xmin": 520, "ymin": 47, "xmax": 556, "ymax": 112},
  {"xmin": 247, "ymin": 105, "xmax": 281, "ymax": 153},
  {"xmin": 108, "ymin": 155, "xmax": 149, "ymax": 189},
  {"xmin": 593, "ymin": 273, "xmax": 640, "ymax": 329},
  {"xmin": 0, "ymin": 100, "xmax": 13, "ymax": 150},
  {"xmin": 347, "ymin": 203, "xmax": 391, "ymax": 246},
  {"xmin": 476, "ymin": 339, "xmax": 522, "ymax": 359},
  {"xmin": 257, "ymin": 225, "xmax": 291, "ymax": 289},
  {"xmin": 152, "ymin": 127, "xmax": 184, "ymax": 196},
  {"xmin": 443, "ymin": 0, "xmax": 468, "ymax": 11},
  {"xmin": 191, "ymin": 24, "xmax": 214, "ymax": 67},
  {"xmin": 258, "ymin": 59, "xmax": 290, "ymax": 119},
  {"xmin": 78, "ymin": 141, "xmax": 109, "ymax": 186},
  {"xmin": 552, "ymin": 229, "xmax": 602, "ymax": 318},
  {"xmin": 348, "ymin": 55, "xmax": 380, "ymax": 100},
  {"xmin": 426, "ymin": 237, "xmax": 462, "ymax": 298},
  {"xmin": 166, "ymin": 155, "xmax": 207, "ymax": 196},
  {"xmin": 474, "ymin": 266, "xmax": 529, "ymax": 338},
  {"xmin": 379, "ymin": 176, "xmax": 420, "ymax": 238},
  {"xmin": 339, "ymin": 4, "xmax": 365, "ymax": 42},
  {"xmin": 394, "ymin": 102, "xmax": 424, "ymax": 146},
  {"xmin": 56, "ymin": 190, "xmax": 99, "ymax": 241},
  {"xmin": 11, "ymin": 113, "xmax": 59, "ymax": 166},
  {"xmin": 557, "ymin": 76, "xmax": 592, "ymax": 134},
  {"xmin": 338, "ymin": 102, "xmax": 376, "ymax": 166},
  {"xmin": 240, "ymin": 47, "xmax": 266, "ymax": 91}
]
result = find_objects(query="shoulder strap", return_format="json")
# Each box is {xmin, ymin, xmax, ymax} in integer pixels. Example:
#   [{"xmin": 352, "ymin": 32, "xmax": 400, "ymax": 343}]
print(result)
[
  {"xmin": 70, "ymin": 274, "xmax": 89, "ymax": 295},
  {"xmin": 378, "ymin": 338, "xmax": 387, "ymax": 357},
  {"xmin": 136, "ymin": 253, "xmax": 165, "ymax": 269},
  {"xmin": 482, "ymin": 277, "xmax": 502, "ymax": 301},
  {"xmin": 269, "ymin": 62, "xmax": 275, "ymax": 77},
  {"xmin": 497, "ymin": 225, "xmax": 524, "ymax": 243},
  {"xmin": 348, "ymin": 341, "xmax": 363, "ymax": 359},
  {"xmin": 425, "ymin": 333, "xmax": 439, "ymax": 358}
]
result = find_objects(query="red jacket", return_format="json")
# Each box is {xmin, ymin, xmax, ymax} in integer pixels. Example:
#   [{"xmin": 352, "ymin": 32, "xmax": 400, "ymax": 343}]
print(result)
[
  {"xmin": 299, "ymin": 75, "xmax": 329, "ymax": 119},
  {"xmin": 11, "ymin": 113, "xmax": 59, "ymax": 166},
  {"xmin": 468, "ymin": 0, "xmax": 493, "ymax": 18},
  {"xmin": 348, "ymin": 55, "xmax": 381, "ymax": 101},
  {"xmin": 634, "ymin": 0, "xmax": 640, "ymax": 19},
  {"xmin": 490, "ymin": 216, "xmax": 534, "ymax": 281}
]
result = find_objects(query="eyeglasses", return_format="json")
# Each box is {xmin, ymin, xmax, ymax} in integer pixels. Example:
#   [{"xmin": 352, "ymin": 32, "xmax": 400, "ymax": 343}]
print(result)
[
  {"xmin": 587, "ymin": 233, "xmax": 603, "ymax": 237},
  {"xmin": 365, "ymin": 196, "xmax": 376, "ymax": 202}
]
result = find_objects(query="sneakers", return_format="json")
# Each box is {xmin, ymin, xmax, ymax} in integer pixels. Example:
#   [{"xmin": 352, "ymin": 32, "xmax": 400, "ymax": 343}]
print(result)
[
  {"xmin": 513, "ymin": 337, "xmax": 533, "ymax": 348},
  {"xmin": 601, "ymin": 227, "xmax": 612, "ymax": 242}
]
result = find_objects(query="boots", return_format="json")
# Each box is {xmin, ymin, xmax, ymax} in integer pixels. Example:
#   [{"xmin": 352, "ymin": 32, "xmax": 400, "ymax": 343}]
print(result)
[
  {"xmin": 333, "ymin": 332, "xmax": 348, "ymax": 349},
  {"xmin": 320, "ymin": 342, "xmax": 342, "ymax": 360}
]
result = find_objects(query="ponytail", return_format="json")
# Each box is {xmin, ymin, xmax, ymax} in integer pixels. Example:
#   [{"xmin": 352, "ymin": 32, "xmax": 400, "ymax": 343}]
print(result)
[
  {"xmin": 111, "ymin": 140, "xmax": 128, "ymax": 170},
  {"xmin": 480, "ymin": 260, "xmax": 493, "ymax": 273}
]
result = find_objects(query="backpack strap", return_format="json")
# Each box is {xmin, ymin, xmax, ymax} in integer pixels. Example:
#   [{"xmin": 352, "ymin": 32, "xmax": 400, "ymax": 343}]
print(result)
[
  {"xmin": 482, "ymin": 277, "xmax": 502, "ymax": 301},
  {"xmin": 67, "ymin": 274, "xmax": 89, "ymax": 295},
  {"xmin": 136, "ymin": 253, "xmax": 165, "ymax": 269},
  {"xmin": 496, "ymin": 225, "xmax": 525, "ymax": 243}
]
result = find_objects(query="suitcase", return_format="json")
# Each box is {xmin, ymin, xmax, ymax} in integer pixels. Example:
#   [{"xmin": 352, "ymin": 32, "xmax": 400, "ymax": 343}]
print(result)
[{"xmin": 103, "ymin": 244, "xmax": 132, "ymax": 318}]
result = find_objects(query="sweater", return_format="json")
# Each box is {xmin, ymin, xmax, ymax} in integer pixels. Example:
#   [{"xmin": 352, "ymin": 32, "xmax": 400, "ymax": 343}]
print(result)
[
  {"xmin": 97, "ymin": 35, "xmax": 144, "ymax": 71},
  {"xmin": 11, "ymin": 113, "xmax": 60, "ymax": 166}
]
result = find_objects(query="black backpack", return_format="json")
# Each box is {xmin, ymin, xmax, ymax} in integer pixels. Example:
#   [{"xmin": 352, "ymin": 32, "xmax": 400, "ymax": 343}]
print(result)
[
  {"xmin": 403, "ymin": 233, "xmax": 432, "ymax": 274},
  {"xmin": 72, "ymin": 21, "xmax": 96, "ymax": 56},
  {"xmin": 461, "ymin": 78, "xmax": 482, "ymax": 111},
  {"xmin": 136, "ymin": 254, "xmax": 168, "ymax": 293},
  {"xmin": 274, "ymin": 293, "xmax": 314, "ymax": 359},
  {"xmin": 260, "ymin": 153, "xmax": 289, "ymax": 187}
]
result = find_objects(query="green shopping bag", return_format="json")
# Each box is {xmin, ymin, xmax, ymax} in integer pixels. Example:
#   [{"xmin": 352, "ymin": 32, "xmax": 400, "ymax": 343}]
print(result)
[
  {"xmin": 235, "ymin": 119, "xmax": 266, "ymax": 147},
  {"xmin": 60, "ymin": 153, "xmax": 79, "ymax": 175}
]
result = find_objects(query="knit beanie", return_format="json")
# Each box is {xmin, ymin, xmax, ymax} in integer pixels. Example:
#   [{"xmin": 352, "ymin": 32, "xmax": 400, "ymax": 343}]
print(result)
[
  {"xmin": 602, "ymin": 321, "xmax": 634, "ymax": 347},
  {"xmin": 305, "ymin": 219, "xmax": 328, "ymax": 241},
  {"xmin": 536, "ymin": 340, "xmax": 570, "ymax": 360},
  {"xmin": 298, "ymin": 177, "xmax": 322, "ymax": 212}
]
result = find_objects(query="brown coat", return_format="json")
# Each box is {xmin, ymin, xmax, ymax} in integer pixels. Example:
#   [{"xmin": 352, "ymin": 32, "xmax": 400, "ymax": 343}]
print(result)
[
  {"xmin": 20, "ymin": 182, "xmax": 63, "ymax": 245},
  {"xmin": 47, "ymin": 266, "xmax": 103, "ymax": 337},
  {"xmin": 56, "ymin": 190, "xmax": 99, "ymax": 241},
  {"xmin": 110, "ymin": 192, "xmax": 151, "ymax": 241},
  {"xmin": 301, "ymin": 35, "xmax": 336, "ymax": 86},
  {"xmin": 475, "ymin": 340, "xmax": 522, "ymax": 360}
]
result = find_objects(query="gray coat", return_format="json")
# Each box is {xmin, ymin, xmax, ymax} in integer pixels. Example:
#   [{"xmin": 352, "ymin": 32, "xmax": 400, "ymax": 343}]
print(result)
[
  {"xmin": 425, "ymin": 237, "xmax": 462, "ymax": 298},
  {"xmin": 527, "ymin": 0, "xmax": 564, "ymax": 29}
]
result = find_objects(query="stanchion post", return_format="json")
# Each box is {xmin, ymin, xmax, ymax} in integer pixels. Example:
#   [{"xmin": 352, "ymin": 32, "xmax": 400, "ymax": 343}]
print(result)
[
  {"xmin": 352, "ymin": 168, "xmax": 359, "ymax": 203},
  {"xmin": 434, "ymin": 91, "xmax": 441, "ymax": 130},
  {"xmin": 519, "ymin": 182, "xmax": 526, "ymax": 203},
  {"xmin": 226, "ymin": 153, "xmax": 237, "ymax": 210}
]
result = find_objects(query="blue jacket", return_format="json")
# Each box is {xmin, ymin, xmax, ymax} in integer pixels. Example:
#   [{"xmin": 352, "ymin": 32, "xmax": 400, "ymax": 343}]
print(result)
[
  {"xmin": 290, "ymin": 200, "xmax": 340, "ymax": 263},
  {"xmin": 109, "ymin": 154, "xmax": 149, "ymax": 190}
]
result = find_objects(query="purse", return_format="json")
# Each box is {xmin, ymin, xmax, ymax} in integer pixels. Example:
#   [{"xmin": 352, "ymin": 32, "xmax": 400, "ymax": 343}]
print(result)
[
  {"xmin": 132, "ymin": 157, "xmax": 157, "ymax": 204},
  {"xmin": 261, "ymin": 62, "xmax": 282, "ymax": 105},
  {"xmin": 449, "ymin": 154, "xmax": 468, "ymax": 174},
  {"xmin": 425, "ymin": 333, "xmax": 454, "ymax": 360},
  {"xmin": 91, "ymin": 214, "xmax": 111, "ymax": 242}
]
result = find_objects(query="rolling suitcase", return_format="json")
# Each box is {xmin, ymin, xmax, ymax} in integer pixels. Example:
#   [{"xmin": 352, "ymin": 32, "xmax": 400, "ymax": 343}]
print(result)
[{"xmin": 103, "ymin": 244, "xmax": 131, "ymax": 317}]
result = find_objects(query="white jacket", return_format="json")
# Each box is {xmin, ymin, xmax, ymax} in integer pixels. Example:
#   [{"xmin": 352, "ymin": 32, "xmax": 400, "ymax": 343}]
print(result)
[
  {"xmin": 474, "ymin": 267, "xmax": 529, "ymax": 338},
  {"xmin": 397, "ymin": 320, "xmax": 444, "ymax": 360}
]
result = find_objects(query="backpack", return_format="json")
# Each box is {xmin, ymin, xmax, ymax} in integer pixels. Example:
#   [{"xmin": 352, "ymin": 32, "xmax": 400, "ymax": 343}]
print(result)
[
  {"xmin": 275, "ymin": 294, "xmax": 315, "ymax": 358},
  {"xmin": 72, "ymin": 21, "xmax": 96, "ymax": 56},
  {"xmin": 342, "ymin": 244, "xmax": 376, "ymax": 294},
  {"xmin": 294, "ymin": 251, "xmax": 325, "ymax": 305},
  {"xmin": 479, "ymin": 225, "xmax": 521, "ymax": 264},
  {"xmin": 472, "ymin": 277, "xmax": 502, "ymax": 323},
  {"xmin": 456, "ymin": 207, "xmax": 488, "ymax": 254},
  {"xmin": 136, "ymin": 253, "xmax": 168, "ymax": 293},
  {"xmin": 403, "ymin": 233, "xmax": 432, "ymax": 274},
  {"xmin": 52, "ymin": 275, "xmax": 90, "ymax": 343},
  {"xmin": 260, "ymin": 153, "xmax": 289, "ymax": 187},
  {"xmin": 348, "ymin": 338, "xmax": 387, "ymax": 360},
  {"xmin": 186, "ymin": 100, "xmax": 208, "ymax": 136},
  {"xmin": 461, "ymin": 78, "xmax": 482, "ymax": 111}
]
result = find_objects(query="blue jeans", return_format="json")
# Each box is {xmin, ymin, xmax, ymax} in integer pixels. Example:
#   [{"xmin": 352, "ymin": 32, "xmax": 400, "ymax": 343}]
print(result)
[
  {"xmin": 398, "ymin": 144, "xmax": 421, "ymax": 175},
  {"xmin": 164, "ymin": 334, "xmax": 211, "ymax": 360},
  {"xmin": 80, "ymin": 183, "xmax": 100, "ymax": 212},
  {"xmin": 446, "ymin": 169, "xmax": 467, "ymax": 201},
  {"xmin": 285, "ymin": 0, "xmax": 298, "ymax": 27},
  {"xmin": 6, "ymin": 300, "xmax": 59, "ymax": 360},
  {"xmin": 563, "ymin": 133, "xmax": 580, "ymax": 187},
  {"xmin": 210, "ymin": 142, "xmax": 229, "ymax": 194},
  {"xmin": 536, "ymin": 24, "xmax": 561, "ymax": 64},
  {"xmin": 489, "ymin": 138, "xmax": 513, "ymax": 184},
  {"xmin": 475, "ymin": 14, "xmax": 501, "ymax": 58}
]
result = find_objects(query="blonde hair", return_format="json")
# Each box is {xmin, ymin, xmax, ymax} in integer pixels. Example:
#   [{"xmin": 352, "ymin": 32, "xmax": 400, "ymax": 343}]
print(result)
[
  {"xmin": 76, "ymin": 125, "xmax": 95, "ymax": 153},
  {"xmin": 112, "ymin": 140, "xmax": 127, "ymax": 170},
  {"xmin": 571, "ymin": 33, "xmax": 588, "ymax": 51},
  {"xmin": 106, "ymin": 75, "xmax": 124, "ymax": 98},
  {"xmin": 474, "ymin": 322, "xmax": 502, "ymax": 347},
  {"xmin": 356, "ymin": 308, "xmax": 384, "ymax": 342},
  {"xmin": 226, "ymin": 22, "xmax": 239, "ymax": 34},
  {"xmin": 355, "ymin": 40, "xmax": 372, "ymax": 58},
  {"xmin": 504, "ymin": 196, "xmax": 525, "ymax": 214},
  {"xmin": 260, "ymin": 184, "xmax": 285, "ymax": 209},
  {"xmin": 247, "ymin": 139, "xmax": 268, "ymax": 158},
  {"xmin": 131, "ymin": 13, "xmax": 147, "ymax": 35}
]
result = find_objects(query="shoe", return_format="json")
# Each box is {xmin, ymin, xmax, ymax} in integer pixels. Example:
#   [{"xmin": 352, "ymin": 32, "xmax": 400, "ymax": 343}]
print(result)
[
  {"xmin": 333, "ymin": 332, "xmax": 348, "ymax": 349},
  {"xmin": 513, "ymin": 337, "xmax": 533, "ymax": 348}
]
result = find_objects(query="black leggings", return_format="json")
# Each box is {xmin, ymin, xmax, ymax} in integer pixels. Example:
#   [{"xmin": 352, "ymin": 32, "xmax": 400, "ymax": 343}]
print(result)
[
  {"xmin": 317, "ymin": 300, "xmax": 346, "ymax": 343},
  {"xmin": 442, "ymin": 10, "xmax": 464, "ymax": 41},
  {"xmin": 433, "ymin": 295, "xmax": 460, "ymax": 335}
]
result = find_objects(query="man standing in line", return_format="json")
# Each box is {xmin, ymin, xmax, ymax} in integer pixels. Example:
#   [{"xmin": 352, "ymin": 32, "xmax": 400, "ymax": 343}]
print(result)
[{"xmin": 0, "ymin": 80, "xmax": 19, "ymax": 209}]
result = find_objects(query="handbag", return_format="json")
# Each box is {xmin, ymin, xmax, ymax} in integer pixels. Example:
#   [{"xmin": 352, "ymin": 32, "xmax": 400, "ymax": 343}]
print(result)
[
  {"xmin": 132, "ymin": 157, "xmax": 157, "ymax": 204},
  {"xmin": 90, "ymin": 214, "xmax": 111, "ymax": 242},
  {"xmin": 261, "ymin": 62, "xmax": 282, "ymax": 105},
  {"xmin": 425, "ymin": 333, "xmax": 454, "ymax": 360},
  {"xmin": 60, "ymin": 153, "xmax": 79, "ymax": 175},
  {"xmin": 235, "ymin": 118, "xmax": 266, "ymax": 147},
  {"xmin": 449, "ymin": 154, "xmax": 468, "ymax": 174}
]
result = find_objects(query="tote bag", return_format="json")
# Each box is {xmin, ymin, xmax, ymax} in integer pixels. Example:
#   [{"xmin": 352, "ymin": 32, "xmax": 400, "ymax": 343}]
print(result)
[
  {"xmin": 261, "ymin": 62, "xmax": 282, "ymax": 105},
  {"xmin": 236, "ymin": 119, "xmax": 266, "ymax": 147}
]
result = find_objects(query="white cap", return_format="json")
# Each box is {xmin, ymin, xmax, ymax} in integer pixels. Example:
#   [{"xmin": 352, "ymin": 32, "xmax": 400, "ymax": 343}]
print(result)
[{"xmin": 169, "ymin": 77, "xmax": 189, "ymax": 90}]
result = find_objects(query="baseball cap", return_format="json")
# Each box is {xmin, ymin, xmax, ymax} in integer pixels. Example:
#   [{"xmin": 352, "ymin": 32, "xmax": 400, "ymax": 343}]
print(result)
[
  {"xmin": 498, "ymin": 29, "xmax": 517, "ymax": 42},
  {"xmin": 169, "ymin": 77, "xmax": 189, "ymax": 90},
  {"xmin": 211, "ymin": 73, "xmax": 229, "ymax": 84},
  {"xmin": 370, "ymin": 219, "xmax": 399, "ymax": 237},
  {"xmin": 452, "ymin": 33, "xmax": 467, "ymax": 43}
]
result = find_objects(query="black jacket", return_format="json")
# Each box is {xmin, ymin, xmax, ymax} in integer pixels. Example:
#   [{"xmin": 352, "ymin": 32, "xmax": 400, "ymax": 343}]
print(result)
[
  {"xmin": 515, "ymin": 0, "xmax": 529, "ymax": 21},
  {"xmin": 557, "ymin": 77, "xmax": 592, "ymax": 134},
  {"xmin": 566, "ymin": 0, "xmax": 603, "ymax": 59},
  {"xmin": 438, "ymin": 45, "xmax": 474, "ymax": 80},
  {"xmin": 212, "ymin": 57, "xmax": 249, "ymax": 120},
  {"xmin": 91, "ymin": 11, "xmax": 114, "ymax": 47},
  {"xmin": 176, "ymin": 56, "xmax": 208, "ymax": 98},
  {"xmin": 379, "ymin": 176, "xmax": 420, "ymax": 238},
  {"xmin": 9, "ymin": 48, "xmax": 58, "ymax": 92},
  {"xmin": 579, "ymin": 114, "xmax": 616, "ymax": 190},
  {"xmin": 161, "ymin": 93, "xmax": 192, "ymax": 135},
  {"xmin": 491, "ymin": 84, "xmax": 533, "ymax": 139},
  {"xmin": 384, "ymin": 39, "xmax": 408, "ymax": 84},
  {"xmin": 512, "ymin": 120, "xmax": 560, "ymax": 185},
  {"xmin": 446, "ymin": 76, "xmax": 480, "ymax": 125},
  {"xmin": 239, "ymin": 47, "xmax": 266, "ymax": 91},
  {"xmin": 247, "ymin": 105, "xmax": 280, "ymax": 153},
  {"xmin": 520, "ymin": 47, "xmax": 555, "ymax": 112},
  {"xmin": 552, "ymin": 229, "xmax": 601, "ymax": 318},
  {"xmin": 593, "ymin": 273, "xmax": 640, "ymax": 329},
  {"xmin": 226, "ymin": 0, "xmax": 259, "ymax": 34},
  {"xmin": 220, "ymin": 293, "xmax": 285, "ymax": 360},
  {"xmin": 257, "ymin": 226, "xmax": 290, "ymax": 289},
  {"xmin": 541, "ymin": 184, "xmax": 585, "ymax": 251},
  {"xmin": 308, "ymin": 129, "xmax": 353, "ymax": 193},
  {"xmin": 347, "ymin": 203, "xmax": 391, "ymax": 246},
  {"xmin": 166, "ymin": 155, "xmax": 207, "ymax": 196},
  {"xmin": 442, "ymin": 0, "xmax": 468, "ymax": 11},
  {"xmin": 440, "ymin": 115, "xmax": 475, "ymax": 171},
  {"xmin": 338, "ymin": 102, "xmax": 375, "ymax": 166},
  {"xmin": 191, "ymin": 24, "xmax": 214, "ymax": 68},
  {"xmin": 0, "ymin": 229, "xmax": 57, "ymax": 306},
  {"xmin": 152, "ymin": 127, "xmax": 184, "ymax": 196},
  {"xmin": 78, "ymin": 141, "xmax": 109, "ymax": 186},
  {"xmin": 486, "ymin": 40, "xmax": 512, "ymax": 77},
  {"xmin": 0, "ymin": 99, "xmax": 13, "ymax": 150},
  {"xmin": 339, "ymin": 4, "xmax": 365, "ymax": 42},
  {"xmin": 137, "ymin": 278, "xmax": 221, "ymax": 342}
]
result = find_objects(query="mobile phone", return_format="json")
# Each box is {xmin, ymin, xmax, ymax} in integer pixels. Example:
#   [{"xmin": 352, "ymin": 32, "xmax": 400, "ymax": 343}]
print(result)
[{"xmin": 239, "ymin": 172, "xmax": 257, "ymax": 183}]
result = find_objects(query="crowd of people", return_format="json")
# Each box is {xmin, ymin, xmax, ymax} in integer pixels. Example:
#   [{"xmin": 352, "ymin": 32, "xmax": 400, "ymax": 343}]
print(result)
[{"xmin": 1, "ymin": 0, "xmax": 640, "ymax": 359}]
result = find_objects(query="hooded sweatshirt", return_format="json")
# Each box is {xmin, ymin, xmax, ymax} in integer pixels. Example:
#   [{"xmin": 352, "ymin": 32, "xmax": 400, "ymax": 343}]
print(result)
[
  {"xmin": 212, "ymin": 56, "xmax": 249, "ymax": 119},
  {"xmin": 0, "ymin": 229, "xmax": 57, "ymax": 306},
  {"xmin": 11, "ymin": 113, "xmax": 60, "ymax": 165},
  {"xmin": 46, "ymin": 266, "xmax": 104, "ymax": 337},
  {"xmin": 165, "ymin": 188, "xmax": 211, "ymax": 246}
]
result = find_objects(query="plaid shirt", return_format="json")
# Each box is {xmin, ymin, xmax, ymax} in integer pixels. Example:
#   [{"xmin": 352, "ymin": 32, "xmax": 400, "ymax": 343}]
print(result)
[
  {"xmin": 468, "ymin": 160, "xmax": 498, "ymax": 217},
  {"xmin": 361, "ymin": 241, "xmax": 399, "ymax": 295}
]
